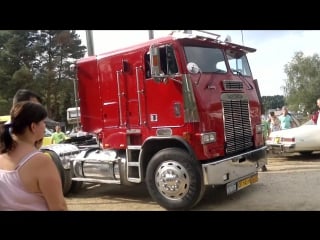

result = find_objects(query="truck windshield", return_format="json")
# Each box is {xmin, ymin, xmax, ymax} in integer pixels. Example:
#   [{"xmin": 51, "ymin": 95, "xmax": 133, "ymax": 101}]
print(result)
[
  {"xmin": 184, "ymin": 46, "xmax": 253, "ymax": 77},
  {"xmin": 184, "ymin": 46, "xmax": 227, "ymax": 73},
  {"xmin": 226, "ymin": 49, "xmax": 252, "ymax": 77}
]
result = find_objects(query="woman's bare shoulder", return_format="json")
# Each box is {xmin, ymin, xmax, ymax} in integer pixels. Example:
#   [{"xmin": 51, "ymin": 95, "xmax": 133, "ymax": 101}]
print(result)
[{"xmin": 28, "ymin": 151, "xmax": 54, "ymax": 166}]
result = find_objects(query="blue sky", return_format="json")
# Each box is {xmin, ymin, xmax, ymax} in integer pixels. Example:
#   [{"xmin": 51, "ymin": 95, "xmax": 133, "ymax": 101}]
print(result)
[{"xmin": 77, "ymin": 30, "xmax": 320, "ymax": 97}]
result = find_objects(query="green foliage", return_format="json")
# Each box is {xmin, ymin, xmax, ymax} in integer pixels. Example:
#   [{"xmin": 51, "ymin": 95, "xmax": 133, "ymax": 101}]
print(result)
[
  {"xmin": 284, "ymin": 51, "xmax": 320, "ymax": 115},
  {"xmin": 261, "ymin": 95, "xmax": 285, "ymax": 113},
  {"xmin": 0, "ymin": 30, "xmax": 86, "ymax": 123},
  {"xmin": 260, "ymin": 51, "xmax": 320, "ymax": 116}
]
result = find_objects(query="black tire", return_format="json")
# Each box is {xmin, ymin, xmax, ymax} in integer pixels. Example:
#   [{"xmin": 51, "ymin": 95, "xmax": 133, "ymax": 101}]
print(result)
[
  {"xmin": 69, "ymin": 179, "xmax": 84, "ymax": 193},
  {"xmin": 145, "ymin": 148, "xmax": 205, "ymax": 211},
  {"xmin": 62, "ymin": 169, "xmax": 73, "ymax": 195},
  {"xmin": 299, "ymin": 151, "xmax": 313, "ymax": 156},
  {"xmin": 63, "ymin": 169, "xmax": 83, "ymax": 194},
  {"xmin": 41, "ymin": 150, "xmax": 72, "ymax": 195}
]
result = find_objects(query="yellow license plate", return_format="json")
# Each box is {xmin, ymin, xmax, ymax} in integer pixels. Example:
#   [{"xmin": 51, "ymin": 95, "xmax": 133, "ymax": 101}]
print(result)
[
  {"xmin": 237, "ymin": 174, "xmax": 258, "ymax": 190},
  {"xmin": 274, "ymin": 137, "xmax": 281, "ymax": 144}
]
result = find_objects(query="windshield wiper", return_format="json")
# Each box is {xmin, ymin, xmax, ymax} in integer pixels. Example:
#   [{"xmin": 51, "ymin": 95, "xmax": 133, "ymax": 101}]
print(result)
[
  {"xmin": 231, "ymin": 69, "xmax": 254, "ymax": 90},
  {"xmin": 231, "ymin": 69, "xmax": 243, "ymax": 76}
]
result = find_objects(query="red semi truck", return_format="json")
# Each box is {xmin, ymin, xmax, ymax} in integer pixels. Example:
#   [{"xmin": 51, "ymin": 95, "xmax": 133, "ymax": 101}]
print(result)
[{"xmin": 42, "ymin": 31, "xmax": 267, "ymax": 210}]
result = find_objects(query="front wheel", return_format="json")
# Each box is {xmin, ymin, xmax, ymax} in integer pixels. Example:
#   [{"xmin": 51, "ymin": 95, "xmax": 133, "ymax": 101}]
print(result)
[
  {"xmin": 63, "ymin": 169, "xmax": 83, "ymax": 194},
  {"xmin": 145, "ymin": 148, "xmax": 205, "ymax": 210}
]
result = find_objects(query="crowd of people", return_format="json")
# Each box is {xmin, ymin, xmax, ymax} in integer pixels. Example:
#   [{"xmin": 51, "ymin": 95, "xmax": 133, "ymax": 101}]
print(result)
[
  {"xmin": 263, "ymin": 98, "xmax": 320, "ymax": 141},
  {"xmin": 261, "ymin": 105, "xmax": 295, "ymax": 141}
]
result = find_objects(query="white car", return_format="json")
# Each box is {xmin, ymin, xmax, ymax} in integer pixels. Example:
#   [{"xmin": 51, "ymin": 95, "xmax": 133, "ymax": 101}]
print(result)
[{"xmin": 266, "ymin": 119, "xmax": 319, "ymax": 155}]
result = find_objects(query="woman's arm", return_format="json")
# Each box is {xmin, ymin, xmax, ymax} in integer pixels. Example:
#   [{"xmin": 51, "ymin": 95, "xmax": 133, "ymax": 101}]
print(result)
[{"xmin": 37, "ymin": 153, "xmax": 68, "ymax": 210}]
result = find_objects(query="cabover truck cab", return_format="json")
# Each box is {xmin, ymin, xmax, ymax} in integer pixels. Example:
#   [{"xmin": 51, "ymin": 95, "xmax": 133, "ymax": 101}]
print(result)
[{"xmin": 59, "ymin": 31, "xmax": 267, "ymax": 210}]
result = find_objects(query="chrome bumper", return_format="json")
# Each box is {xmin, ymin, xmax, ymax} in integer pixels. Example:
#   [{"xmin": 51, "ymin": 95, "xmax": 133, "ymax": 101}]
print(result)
[
  {"xmin": 266, "ymin": 143, "xmax": 295, "ymax": 154},
  {"xmin": 202, "ymin": 146, "xmax": 267, "ymax": 185}
]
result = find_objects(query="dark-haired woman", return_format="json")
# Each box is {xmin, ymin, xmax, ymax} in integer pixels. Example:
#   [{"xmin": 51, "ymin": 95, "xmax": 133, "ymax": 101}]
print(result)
[{"xmin": 0, "ymin": 101, "xmax": 67, "ymax": 210}]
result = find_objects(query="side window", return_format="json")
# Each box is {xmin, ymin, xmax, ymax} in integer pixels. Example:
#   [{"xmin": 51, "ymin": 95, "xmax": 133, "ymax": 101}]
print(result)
[
  {"xmin": 164, "ymin": 46, "xmax": 178, "ymax": 75},
  {"xmin": 145, "ymin": 45, "xmax": 178, "ymax": 78},
  {"xmin": 145, "ymin": 53, "xmax": 151, "ymax": 78}
]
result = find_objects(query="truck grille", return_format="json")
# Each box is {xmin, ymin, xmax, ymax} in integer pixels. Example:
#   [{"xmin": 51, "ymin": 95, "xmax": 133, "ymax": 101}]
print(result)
[
  {"xmin": 223, "ymin": 98, "xmax": 253, "ymax": 154},
  {"xmin": 223, "ymin": 80, "xmax": 243, "ymax": 90}
]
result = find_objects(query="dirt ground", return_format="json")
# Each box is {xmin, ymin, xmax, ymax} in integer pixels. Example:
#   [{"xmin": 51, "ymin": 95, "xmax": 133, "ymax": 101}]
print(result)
[{"xmin": 65, "ymin": 152, "xmax": 320, "ymax": 211}]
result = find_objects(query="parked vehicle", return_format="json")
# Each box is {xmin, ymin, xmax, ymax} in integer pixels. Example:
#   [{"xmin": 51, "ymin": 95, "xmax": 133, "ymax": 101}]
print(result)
[
  {"xmin": 266, "ymin": 119, "xmax": 319, "ymax": 155},
  {"xmin": 42, "ymin": 128, "xmax": 54, "ymax": 146},
  {"xmin": 41, "ymin": 30, "xmax": 267, "ymax": 210}
]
